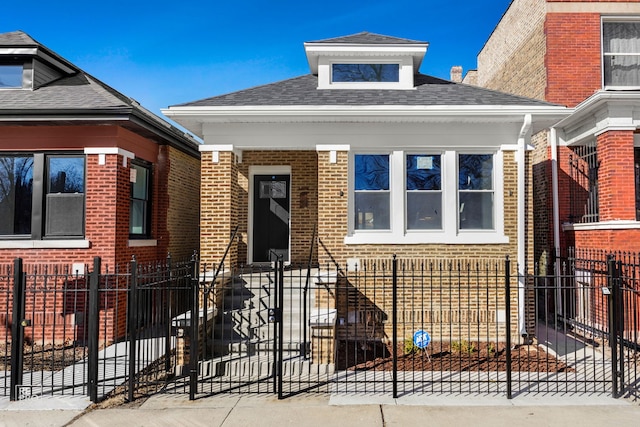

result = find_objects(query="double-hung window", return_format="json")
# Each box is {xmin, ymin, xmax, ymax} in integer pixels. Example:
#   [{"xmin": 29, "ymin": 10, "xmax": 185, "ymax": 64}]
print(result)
[
  {"xmin": 129, "ymin": 162, "xmax": 152, "ymax": 238},
  {"xmin": 0, "ymin": 153, "xmax": 85, "ymax": 239},
  {"xmin": 406, "ymin": 154, "xmax": 442, "ymax": 230},
  {"xmin": 349, "ymin": 150, "xmax": 503, "ymax": 244},
  {"xmin": 458, "ymin": 154, "xmax": 494, "ymax": 230},
  {"xmin": 603, "ymin": 20, "xmax": 640, "ymax": 88},
  {"xmin": 354, "ymin": 154, "xmax": 390, "ymax": 230}
]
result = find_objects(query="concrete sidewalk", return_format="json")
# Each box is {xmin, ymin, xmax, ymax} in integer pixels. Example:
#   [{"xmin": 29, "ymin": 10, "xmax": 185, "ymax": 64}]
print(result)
[{"xmin": 0, "ymin": 393, "xmax": 637, "ymax": 427}]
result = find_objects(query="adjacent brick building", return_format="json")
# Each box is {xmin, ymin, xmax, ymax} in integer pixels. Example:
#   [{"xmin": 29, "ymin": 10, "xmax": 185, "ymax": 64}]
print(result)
[
  {"xmin": 0, "ymin": 31, "xmax": 201, "ymax": 343},
  {"xmin": 473, "ymin": 0, "xmax": 640, "ymax": 262},
  {"xmin": 470, "ymin": 0, "xmax": 640, "ymax": 330}
]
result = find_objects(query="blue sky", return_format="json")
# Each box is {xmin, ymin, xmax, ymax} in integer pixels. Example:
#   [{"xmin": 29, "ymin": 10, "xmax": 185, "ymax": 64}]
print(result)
[{"xmin": 3, "ymin": 0, "xmax": 513, "ymax": 117}]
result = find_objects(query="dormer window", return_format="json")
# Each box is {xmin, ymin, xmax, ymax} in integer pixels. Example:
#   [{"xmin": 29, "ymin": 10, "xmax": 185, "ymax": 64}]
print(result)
[
  {"xmin": 332, "ymin": 63, "xmax": 400, "ymax": 83},
  {"xmin": 304, "ymin": 32, "xmax": 429, "ymax": 91},
  {"xmin": 0, "ymin": 64, "xmax": 22, "ymax": 88}
]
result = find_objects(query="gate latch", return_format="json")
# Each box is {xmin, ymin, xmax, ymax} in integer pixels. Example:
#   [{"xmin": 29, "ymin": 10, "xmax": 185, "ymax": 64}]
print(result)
[{"xmin": 268, "ymin": 308, "xmax": 281, "ymax": 323}]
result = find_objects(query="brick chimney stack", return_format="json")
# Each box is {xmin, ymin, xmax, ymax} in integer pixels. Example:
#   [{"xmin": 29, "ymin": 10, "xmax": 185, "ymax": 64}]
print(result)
[{"xmin": 450, "ymin": 66, "xmax": 463, "ymax": 83}]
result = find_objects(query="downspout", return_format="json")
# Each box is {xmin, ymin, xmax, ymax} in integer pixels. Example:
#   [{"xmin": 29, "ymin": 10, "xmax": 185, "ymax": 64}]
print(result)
[
  {"xmin": 517, "ymin": 114, "xmax": 532, "ymax": 338},
  {"xmin": 550, "ymin": 127, "xmax": 562, "ymax": 321}
]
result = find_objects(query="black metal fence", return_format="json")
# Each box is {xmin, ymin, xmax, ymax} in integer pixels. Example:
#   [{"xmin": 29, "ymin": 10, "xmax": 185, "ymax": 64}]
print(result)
[
  {"xmin": 0, "ymin": 254, "xmax": 194, "ymax": 402},
  {"xmin": 2, "ymin": 248, "xmax": 639, "ymax": 403},
  {"xmin": 184, "ymin": 251, "xmax": 640, "ymax": 401}
]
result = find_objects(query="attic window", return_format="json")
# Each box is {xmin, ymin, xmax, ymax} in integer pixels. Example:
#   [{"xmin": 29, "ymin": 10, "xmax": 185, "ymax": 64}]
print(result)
[
  {"xmin": 0, "ymin": 65, "xmax": 22, "ymax": 88},
  {"xmin": 332, "ymin": 64, "xmax": 400, "ymax": 83}
]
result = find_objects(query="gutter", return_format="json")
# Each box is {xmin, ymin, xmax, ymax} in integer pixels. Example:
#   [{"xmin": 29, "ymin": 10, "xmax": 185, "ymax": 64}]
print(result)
[
  {"xmin": 517, "ymin": 114, "xmax": 532, "ymax": 339},
  {"xmin": 550, "ymin": 127, "xmax": 562, "ymax": 321}
]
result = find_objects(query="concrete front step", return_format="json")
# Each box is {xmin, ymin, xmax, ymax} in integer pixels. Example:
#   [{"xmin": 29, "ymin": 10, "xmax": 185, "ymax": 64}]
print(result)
[
  {"xmin": 198, "ymin": 357, "xmax": 335, "ymax": 378},
  {"xmin": 210, "ymin": 339, "xmax": 309, "ymax": 355}
]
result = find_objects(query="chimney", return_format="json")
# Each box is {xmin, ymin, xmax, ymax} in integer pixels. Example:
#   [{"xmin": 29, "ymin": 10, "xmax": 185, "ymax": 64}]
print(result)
[{"xmin": 450, "ymin": 66, "xmax": 463, "ymax": 83}]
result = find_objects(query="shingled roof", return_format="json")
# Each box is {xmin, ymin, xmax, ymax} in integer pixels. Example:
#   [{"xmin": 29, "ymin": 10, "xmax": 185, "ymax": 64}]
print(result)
[
  {"xmin": 306, "ymin": 31, "xmax": 427, "ymax": 45},
  {"xmin": 0, "ymin": 30, "xmax": 199, "ymax": 155},
  {"xmin": 176, "ymin": 73, "xmax": 557, "ymax": 108}
]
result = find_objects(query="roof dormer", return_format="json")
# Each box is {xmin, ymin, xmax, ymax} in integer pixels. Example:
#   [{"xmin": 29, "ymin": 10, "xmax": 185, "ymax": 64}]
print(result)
[
  {"xmin": 303, "ymin": 32, "xmax": 428, "ymax": 90},
  {"xmin": 0, "ymin": 31, "xmax": 76, "ymax": 90}
]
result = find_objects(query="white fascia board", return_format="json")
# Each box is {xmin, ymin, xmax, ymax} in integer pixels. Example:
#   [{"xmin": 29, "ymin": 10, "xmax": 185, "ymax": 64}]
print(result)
[
  {"xmin": 164, "ymin": 105, "xmax": 569, "ymax": 120},
  {"xmin": 304, "ymin": 44, "xmax": 428, "ymax": 74}
]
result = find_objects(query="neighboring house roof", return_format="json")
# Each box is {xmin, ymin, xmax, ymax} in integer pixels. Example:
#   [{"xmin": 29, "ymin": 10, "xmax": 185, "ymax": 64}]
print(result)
[
  {"xmin": 0, "ymin": 30, "xmax": 199, "ymax": 157},
  {"xmin": 176, "ymin": 73, "xmax": 557, "ymax": 108}
]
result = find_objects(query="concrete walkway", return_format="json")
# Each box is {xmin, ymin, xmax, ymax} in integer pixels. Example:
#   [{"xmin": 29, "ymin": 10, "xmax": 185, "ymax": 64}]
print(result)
[{"xmin": 0, "ymin": 393, "xmax": 637, "ymax": 427}]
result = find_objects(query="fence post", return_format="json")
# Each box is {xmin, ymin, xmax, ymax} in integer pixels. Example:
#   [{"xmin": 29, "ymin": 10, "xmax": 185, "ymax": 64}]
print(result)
[
  {"xmin": 10, "ymin": 258, "xmax": 25, "ymax": 401},
  {"xmin": 505, "ymin": 255, "xmax": 512, "ymax": 400},
  {"xmin": 277, "ymin": 257, "xmax": 285, "ymax": 400},
  {"xmin": 87, "ymin": 257, "xmax": 101, "ymax": 403},
  {"xmin": 607, "ymin": 255, "xmax": 621, "ymax": 398},
  {"xmin": 127, "ymin": 256, "xmax": 138, "ymax": 403},
  {"xmin": 392, "ymin": 255, "xmax": 398, "ymax": 399},
  {"xmin": 165, "ymin": 253, "xmax": 172, "ymax": 374},
  {"xmin": 189, "ymin": 253, "xmax": 200, "ymax": 401}
]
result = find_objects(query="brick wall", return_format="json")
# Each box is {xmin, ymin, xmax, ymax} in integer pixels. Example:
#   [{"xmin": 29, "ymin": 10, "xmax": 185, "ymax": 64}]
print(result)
[
  {"xmin": 597, "ymin": 131, "xmax": 636, "ymax": 221},
  {"xmin": 166, "ymin": 146, "xmax": 201, "ymax": 260}
]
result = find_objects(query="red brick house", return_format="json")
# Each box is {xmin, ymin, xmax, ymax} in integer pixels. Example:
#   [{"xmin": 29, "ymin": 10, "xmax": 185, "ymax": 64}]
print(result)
[
  {"xmin": 471, "ymin": 0, "xmax": 640, "ymax": 262},
  {"xmin": 0, "ymin": 31, "xmax": 201, "ymax": 268},
  {"xmin": 469, "ymin": 0, "xmax": 640, "ymax": 330},
  {"xmin": 0, "ymin": 31, "xmax": 200, "ymax": 345}
]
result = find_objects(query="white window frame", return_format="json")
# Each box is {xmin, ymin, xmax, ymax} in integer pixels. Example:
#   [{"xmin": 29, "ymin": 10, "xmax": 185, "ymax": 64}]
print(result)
[
  {"xmin": 345, "ymin": 149, "xmax": 507, "ymax": 245},
  {"xmin": 317, "ymin": 56, "xmax": 415, "ymax": 90},
  {"xmin": 602, "ymin": 17, "xmax": 640, "ymax": 90}
]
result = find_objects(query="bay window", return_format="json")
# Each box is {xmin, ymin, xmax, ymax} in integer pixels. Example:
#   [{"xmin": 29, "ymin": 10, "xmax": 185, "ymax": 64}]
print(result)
[{"xmin": 349, "ymin": 150, "xmax": 503, "ymax": 244}]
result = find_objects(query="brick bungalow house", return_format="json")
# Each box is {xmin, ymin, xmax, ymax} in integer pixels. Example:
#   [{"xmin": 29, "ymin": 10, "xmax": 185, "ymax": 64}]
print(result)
[
  {"xmin": 467, "ymin": 0, "xmax": 640, "ymax": 329},
  {"xmin": 164, "ymin": 32, "xmax": 568, "ymax": 341},
  {"xmin": 0, "ymin": 31, "xmax": 200, "ymax": 343},
  {"xmin": 0, "ymin": 31, "xmax": 201, "ymax": 267}
]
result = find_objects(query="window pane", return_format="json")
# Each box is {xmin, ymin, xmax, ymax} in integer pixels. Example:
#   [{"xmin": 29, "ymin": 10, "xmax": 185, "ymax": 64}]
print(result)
[
  {"xmin": 459, "ymin": 154, "xmax": 493, "ymax": 190},
  {"xmin": 0, "ymin": 155, "xmax": 33, "ymax": 235},
  {"xmin": 604, "ymin": 22, "xmax": 640, "ymax": 54},
  {"xmin": 355, "ymin": 155, "xmax": 389, "ymax": 190},
  {"xmin": 0, "ymin": 65, "xmax": 22, "ymax": 88},
  {"xmin": 407, "ymin": 192, "xmax": 442, "ymax": 230},
  {"xmin": 48, "ymin": 156, "xmax": 85, "ymax": 193},
  {"xmin": 355, "ymin": 192, "xmax": 390, "ymax": 230},
  {"xmin": 132, "ymin": 165, "xmax": 149, "ymax": 199},
  {"xmin": 459, "ymin": 192, "xmax": 494, "ymax": 230},
  {"xmin": 332, "ymin": 64, "xmax": 400, "ymax": 82},
  {"xmin": 406, "ymin": 155, "xmax": 441, "ymax": 190},
  {"xmin": 130, "ymin": 199, "xmax": 146, "ymax": 235},
  {"xmin": 604, "ymin": 55, "xmax": 640, "ymax": 86}
]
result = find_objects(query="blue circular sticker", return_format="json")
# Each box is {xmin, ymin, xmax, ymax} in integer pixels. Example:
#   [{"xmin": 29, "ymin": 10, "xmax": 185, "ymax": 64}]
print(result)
[{"xmin": 413, "ymin": 330, "xmax": 431, "ymax": 349}]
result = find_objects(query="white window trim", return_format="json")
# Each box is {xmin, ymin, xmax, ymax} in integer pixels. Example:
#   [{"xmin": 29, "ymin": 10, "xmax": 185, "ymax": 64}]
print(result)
[
  {"xmin": 601, "ymin": 17, "xmax": 640, "ymax": 90},
  {"xmin": 317, "ymin": 56, "xmax": 415, "ymax": 90},
  {"xmin": 345, "ymin": 149, "xmax": 507, "ymax": 245}
]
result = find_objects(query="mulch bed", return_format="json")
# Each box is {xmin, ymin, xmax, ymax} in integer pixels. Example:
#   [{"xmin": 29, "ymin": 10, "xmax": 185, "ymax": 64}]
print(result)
[
  {"xmin": 0, "ymin": 343, "xmax": 88, "ymax": 371},
  {"xmin": 337, "ymin": 341, "xmax": 574, "ymax": 372}
]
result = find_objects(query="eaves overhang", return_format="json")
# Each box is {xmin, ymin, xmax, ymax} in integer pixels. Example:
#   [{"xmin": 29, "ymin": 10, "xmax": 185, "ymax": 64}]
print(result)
[
  {"xmin": 0, "ymin": 108, "xmax": 201, "ymax": 157},
  {"xmin": 553, "ymin": 90, "xmax": 640, "ymax": 145},
  {"xmin": 162, "ymin": 104, "xmax": 570, "ymax": 138}
]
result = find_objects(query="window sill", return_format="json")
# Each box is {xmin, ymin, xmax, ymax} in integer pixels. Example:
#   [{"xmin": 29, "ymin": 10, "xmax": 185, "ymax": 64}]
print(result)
[
  {"xmin": 0, "ymin": 240, "xmax": 90, "ymax": 249},
  {"xmin": 344, "ymin": 232, "xmax": 509, "ymax": 245},
  {"xmin": 128, "ymin": 239, "xmax": 158, "ymax": 247},
  {"xmin": 563, "ymin": 220, "xmax": 640, "ymax": 231}
]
